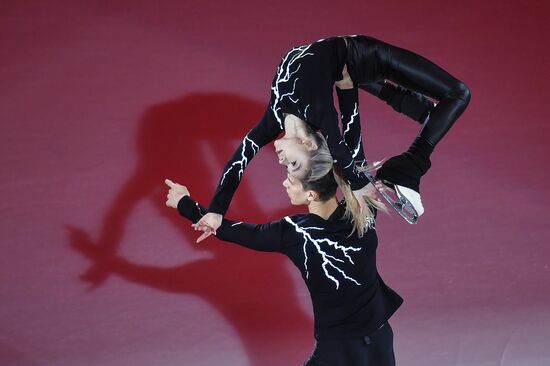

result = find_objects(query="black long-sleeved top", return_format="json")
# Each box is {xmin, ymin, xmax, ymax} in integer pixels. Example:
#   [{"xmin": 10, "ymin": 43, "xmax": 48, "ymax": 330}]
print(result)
[
  {"xmin": 209, "ymin": 38, "xmax": 361, "ymax": 215},
  {"xmin": 208, "ymin": 36, "xmax": 436, "ymax": 216},
  {"xmin": 179, "ymin": 196, "xmax": 403, "ymax": 340}
]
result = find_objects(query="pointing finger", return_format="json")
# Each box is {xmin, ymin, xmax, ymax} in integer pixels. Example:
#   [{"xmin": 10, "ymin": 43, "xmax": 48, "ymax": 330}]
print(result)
[
  {"xmin": 196, "ymin": 230, "xmax": 213, "ymax": 243},
  {"xmin": 165, "ymin": 179, "xmax": 175, "ymax": 187}
]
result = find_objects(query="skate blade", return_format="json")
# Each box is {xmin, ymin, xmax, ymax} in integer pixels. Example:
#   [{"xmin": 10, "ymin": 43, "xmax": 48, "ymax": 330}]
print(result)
[{"xmin": 364, "ymin": 172, "xmax": 419, "ymax": 224}]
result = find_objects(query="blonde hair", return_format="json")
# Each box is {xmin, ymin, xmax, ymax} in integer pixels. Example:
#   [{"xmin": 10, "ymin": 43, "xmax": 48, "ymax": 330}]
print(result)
[
  {"xmin": 333, "ymin": 167, "xmax": 387, "ymax": 238},
  {"xmin": 303, "ymin": 130, "xmax": 386, "ymax": 238}
]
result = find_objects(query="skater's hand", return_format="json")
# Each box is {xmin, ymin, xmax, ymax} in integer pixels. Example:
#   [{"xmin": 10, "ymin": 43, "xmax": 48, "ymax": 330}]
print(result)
[
  {"xmin": 193, "ymin": 213, "xmax": 222, "ymax": 243},
  {"xmin": 353, "ymin": 161, "xmax": 388, "ymax": 210},
  {"xmin": 165, "ymin": 179, "xmax": 189, "ymax": 208},
  {"xmin": 353, "ymin": 181, "xmax": 387, "ymax": 210},
  {"xmin": 335, "ymin": 65, "xmax": 354, "ymax": 89}
]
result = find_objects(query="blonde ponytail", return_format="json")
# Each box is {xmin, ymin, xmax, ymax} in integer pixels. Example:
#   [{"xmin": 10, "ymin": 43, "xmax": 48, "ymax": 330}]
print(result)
[
  {"xmin": 302, "ymin": 127, "xmax": 386, "ymax": 237},
  {"xmin": 333, "ymin": 167, "xmax": 387, "ymax": 238}
]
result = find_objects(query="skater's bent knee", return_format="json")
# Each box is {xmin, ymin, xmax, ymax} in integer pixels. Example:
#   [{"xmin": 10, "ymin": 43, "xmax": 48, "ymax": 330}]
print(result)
[{"xmin": 448, "ymin": 81, "xmax": 471, "ymax": 105}]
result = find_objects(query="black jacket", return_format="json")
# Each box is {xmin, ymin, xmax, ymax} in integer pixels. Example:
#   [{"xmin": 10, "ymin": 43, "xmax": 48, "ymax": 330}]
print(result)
[{"xmin": 178, "ymin": 196, "xmax": 403, "ymax": 340}]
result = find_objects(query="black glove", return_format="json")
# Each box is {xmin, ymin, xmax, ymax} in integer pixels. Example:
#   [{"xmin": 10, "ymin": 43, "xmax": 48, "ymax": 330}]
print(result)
[{"xmin": 376, "ymin": 136, "xmax": 434, "ymax": 193}]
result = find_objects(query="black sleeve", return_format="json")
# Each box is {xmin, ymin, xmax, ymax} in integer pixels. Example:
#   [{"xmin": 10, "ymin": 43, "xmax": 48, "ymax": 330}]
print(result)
[
  {"xmin": 320, "ymin": 109, "xmax": 369, "ymax": 191},
  {"xmin": 178, "ymin": 195, "xmax": 208, "ymax": 223},
  {"xmin": 336, "ymin": 87, "xmax": 367, "ymax": 166},
  {"xmin": 179, "ymin": 196, "xmax": 286, "ymax": 252},
  {"xmin": 208, "ymin": 108, "xmax": 283, "ymax": 216}
]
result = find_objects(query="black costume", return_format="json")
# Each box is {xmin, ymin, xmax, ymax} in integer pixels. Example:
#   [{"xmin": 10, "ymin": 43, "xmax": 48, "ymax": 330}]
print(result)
[
  {"xmin": 207, "ymin": 35, "xmax": 460, "ymax": 216},
  {"xmin": 178, "ymin": 196, "xmax": 403, "ymax": 365}
]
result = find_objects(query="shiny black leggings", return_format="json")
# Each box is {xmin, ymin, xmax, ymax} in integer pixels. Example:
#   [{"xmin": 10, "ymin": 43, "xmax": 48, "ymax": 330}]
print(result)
[
  {"xmin": 303, "ymin": 323, "xmax": 395, "ymax": 366},
  {"xmin": 346, "ymin": 35, "xmax": 471, "ymax": 147}
]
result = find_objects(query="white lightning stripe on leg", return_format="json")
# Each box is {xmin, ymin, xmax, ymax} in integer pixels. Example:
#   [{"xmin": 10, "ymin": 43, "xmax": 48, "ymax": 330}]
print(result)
[
  {"xmin": 271, "ymin": 45, "xmax": 314, "ymax": 128},
  {"xmin": 220, "ymin": 135, "xmax": 260, "ymax": 185},
  {"xmin": 284, "ymin": 217, "xmax": 362, "ymax": 289}
]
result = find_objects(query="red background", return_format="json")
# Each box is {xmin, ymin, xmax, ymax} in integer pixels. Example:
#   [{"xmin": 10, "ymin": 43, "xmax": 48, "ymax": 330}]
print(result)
[{"xmin": 1, "ymin": 1, "xmax": 549, "ymax": 365}]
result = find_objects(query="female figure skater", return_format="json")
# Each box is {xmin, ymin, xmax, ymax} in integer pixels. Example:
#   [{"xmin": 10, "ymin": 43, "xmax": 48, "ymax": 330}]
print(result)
[
  {"xmin": 165, "ymin": 164, "xmax": 401, "ymax": 365},
  {"xmin": 197, "ymin": 35, "xmax": 470, "ymax": 240}
]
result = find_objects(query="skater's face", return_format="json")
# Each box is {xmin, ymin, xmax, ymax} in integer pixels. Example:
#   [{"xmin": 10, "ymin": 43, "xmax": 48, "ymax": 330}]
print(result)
[
  {"xmin": 282, "ymin": 173, "xmax": 311, "ymax": 205},
  {"xmin": 274, "ymin": 136, "xmax": 314, "ymax": 179}
]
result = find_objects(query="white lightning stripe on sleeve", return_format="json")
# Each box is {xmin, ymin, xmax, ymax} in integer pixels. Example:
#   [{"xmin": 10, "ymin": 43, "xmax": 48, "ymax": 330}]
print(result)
[
  {"xmin": 284, "ymin": 216, "xmax": 362, "ymax": 289},
  {"xmin": 341, "ymin": 103, "xmax": 362, "ymax": 160},
  {"xmin": 352, "ymin": 134, "xmax": 362, "ymax": 160},
  {"xmin": 220, "ymin": 135, "xmax": 260, "ymax": 185},
  {"xmin": 300, "ymin": 226, "xmax": 324, "ymax": 230},
  {"xmin": 342, "ymin": 103, "xmax": 359, "ymax": 138},
  {"xmin": 231, "ymin": 222, "xmax": 242, "ymax": 227}
]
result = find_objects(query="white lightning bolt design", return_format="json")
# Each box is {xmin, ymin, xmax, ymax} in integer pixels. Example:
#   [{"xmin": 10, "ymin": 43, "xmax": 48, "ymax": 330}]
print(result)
[
  {"xmin": 284, "ymin": 217, "xmax": 363, "ymax": 289},
  {"xmin": 342, "ymin": 103, "xmax": 359, "ymax": 138},
  {"xmin": 220, "ymin": 135, "xmax": 260, "ymax": 185},
  {"xmin": 231, "ymin": 222, "xmax": 242, "ymax": 227},
  {"xmin": 343, "ymin": 156, "xmax": 354, "ymax": 169},
  {"xmin": 340, "ymin": 103, "xmax": 363, "ymax": 160},
  {"xmin": 300, "ymin": 226, "xmax": 324, "ymax": 231},
  {"xmin": 304, "ymin": 104, "xmax": 310, "ymax": 119},
  {"xmin": 271, "ymin": 44, "xmax": 315, "ymax": 128},
  {"xmin": 352, "ymin": 135, "xmax": 362, "ymax": 160},
  {"xmin": 354, "ymin": 160, "xmax": 367, "ymax": 178}
]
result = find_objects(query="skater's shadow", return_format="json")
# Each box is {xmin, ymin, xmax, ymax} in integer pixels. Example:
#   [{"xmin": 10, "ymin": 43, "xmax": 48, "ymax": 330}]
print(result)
[{"xmin": 68, "ymin": 92, "xmax": 313, "ymax": 365}]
